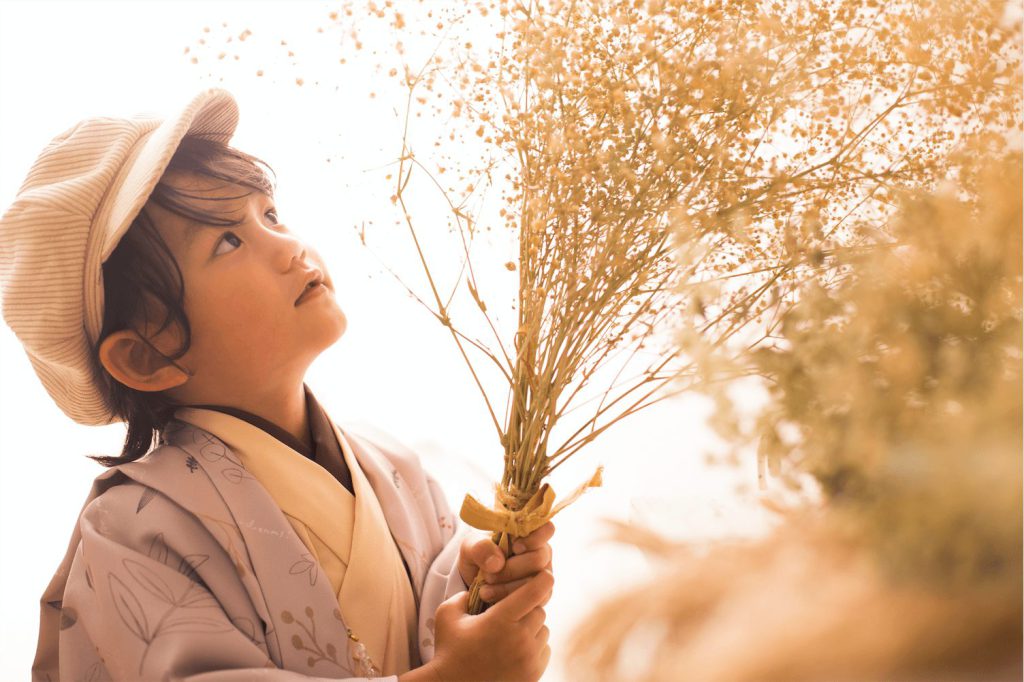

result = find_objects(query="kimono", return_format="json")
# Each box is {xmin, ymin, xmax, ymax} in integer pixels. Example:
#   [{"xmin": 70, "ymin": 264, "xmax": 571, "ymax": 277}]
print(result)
[{"xmin": 31, "ymin": 388, "xmax": 471, "ymax": 681}]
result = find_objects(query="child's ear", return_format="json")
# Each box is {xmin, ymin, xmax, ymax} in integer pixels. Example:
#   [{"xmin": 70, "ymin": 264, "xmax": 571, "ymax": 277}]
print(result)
[{"xmin": 98, "ymin": 329, "xmax": 191, "ymax": 392}]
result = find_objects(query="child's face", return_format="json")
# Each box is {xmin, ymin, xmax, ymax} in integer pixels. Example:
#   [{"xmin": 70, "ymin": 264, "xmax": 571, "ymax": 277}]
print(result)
[{"xmin": 139, "ymin": 169, "xmax": 347, "ymax": 405}]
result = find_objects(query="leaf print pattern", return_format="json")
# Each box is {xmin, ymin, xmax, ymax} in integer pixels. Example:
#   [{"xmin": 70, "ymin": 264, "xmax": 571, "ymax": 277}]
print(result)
[
  {"xmin": 222, "ymin": 467, "xmax": 251, "ymax": 484},
  {"xmin": 161, "ymin": 616, "xmax": 237, "ymax": 635},
  {"xmin": 169, "ymin": 424, "xmax": 248, "ymax": 475},
  {"xmin": 179, "ymin": 553, "xmax": 210, "ymax": 583},
  {"xmin": 45, "ymin": 598, "xmax": 67, "ymax": 630},
  {"xmin": 280, "ymin": 607, "xmax": 348, "ymax": 672},
  {"xmin": 195, "ymin": 431, "xmax": 244, "ymax": 468},
  {"xmin": 89, "ymin": 505, "xmax": 250, "ymax": 677},
  {"xmin": 136, "ymin": 487, "xmax": 157, "ymax": 513},
  {"xmin": 107, "ymin": 557, "xmax": 237, "ymax": 675},
  {"xmin": 108, "ymin": 573, "xmax": 150, "ymax": 641},
  {"xmin": 230, "ymin": 615, "xmax": 261, "ymax": 647},
  {"xmin": 123, "ymin": 558, "xmax": 177, "ymax": 604},
  {"xmin": 176, "ymin": 581, "xmax": 219, "ymax": 609},
  {"xmin": 83, "ymin": 660, "xmax": 109, "ymax": 682},
  {"xmin": 148, "ymin": 532, "xmax": 168, "ymax": 566},
  {"xmin": 59, "ymin": 605, "xmax": 77, "ymax": 631},
  {"xmin": 289, "ymin": 552, "xmax": 319, "ymax": 587},
  {"xmin": 195, "ymin": 512, "xmax": 249, "ymax": 579},
  {"xmin": 187, "ymin": 431, "xmax": 254, "ymax": 483},
  {"xmin": 422, "ymin": 618, "xmax": 435, "ymax": 652},
  {"xmin": 141, "ymin": 532, "xmax": 214, "ymax": 606}
]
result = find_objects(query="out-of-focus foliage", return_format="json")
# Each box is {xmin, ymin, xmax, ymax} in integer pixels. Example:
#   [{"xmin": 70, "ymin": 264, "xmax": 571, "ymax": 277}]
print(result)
[
  {"xmin": 567, "ymin": 509, "xmax": 1021, "ymax": 681},
  {"xmin": 752, "ymin": 141, "xmax": 1022, "ymax": 585},
  {"xmin": 565, "ymin": 141, "xmax": 1023, "ymax": 680}
]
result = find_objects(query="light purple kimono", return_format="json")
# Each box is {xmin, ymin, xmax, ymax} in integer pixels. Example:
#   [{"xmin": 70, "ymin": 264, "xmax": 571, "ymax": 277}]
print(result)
[{"xmin": 31, "ymin": 417, "xmax": 471, "ymax": 681}]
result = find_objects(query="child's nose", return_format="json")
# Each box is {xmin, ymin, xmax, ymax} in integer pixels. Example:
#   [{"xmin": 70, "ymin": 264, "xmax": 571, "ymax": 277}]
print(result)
[{"xmin": 266, "ymin": 227, "xmax": 308, "ymax": 273}]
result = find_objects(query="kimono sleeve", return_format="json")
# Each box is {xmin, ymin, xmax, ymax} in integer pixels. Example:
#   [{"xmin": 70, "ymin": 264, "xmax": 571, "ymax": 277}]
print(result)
[
  {"xmin": 415, "ymin": 470, "xmax": 473, "ymax": 664},
  {"xmin": 57, "ymin": 480, "xmax": 398, "ymax": 682}
]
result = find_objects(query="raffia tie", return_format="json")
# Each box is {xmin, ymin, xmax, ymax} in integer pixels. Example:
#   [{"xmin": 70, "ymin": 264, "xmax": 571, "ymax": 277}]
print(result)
[{"xmin": 458, "ymin": 466, "xmax": 604, "ymax": 547}]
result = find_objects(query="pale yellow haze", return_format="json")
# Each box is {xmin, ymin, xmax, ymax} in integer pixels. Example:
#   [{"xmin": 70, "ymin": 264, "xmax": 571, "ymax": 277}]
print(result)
[{"xmin": 97, "ymin": 170, "xmax": 347, "ymax": 452}]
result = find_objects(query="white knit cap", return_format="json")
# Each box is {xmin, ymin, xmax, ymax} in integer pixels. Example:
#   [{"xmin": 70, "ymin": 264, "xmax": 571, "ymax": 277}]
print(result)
[{"xmin": 0, "ymin": 88, "xmax": 240, "ymax": 426}]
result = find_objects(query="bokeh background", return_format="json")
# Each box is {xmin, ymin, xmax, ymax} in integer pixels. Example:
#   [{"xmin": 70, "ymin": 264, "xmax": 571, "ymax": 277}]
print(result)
[{"xmin": 0, "ymin": 2, "xmax": 774, "ymax": 679}]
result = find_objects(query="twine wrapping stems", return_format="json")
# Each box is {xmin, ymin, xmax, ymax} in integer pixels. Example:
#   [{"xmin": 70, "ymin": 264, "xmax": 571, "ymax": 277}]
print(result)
[{"xmin": 458, "ymin": 466, "xmax": 604, "ymax": 613}]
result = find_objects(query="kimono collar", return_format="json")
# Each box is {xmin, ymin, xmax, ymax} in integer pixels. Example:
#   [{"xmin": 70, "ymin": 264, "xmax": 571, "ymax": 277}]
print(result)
[
  {"xmin": 183, "ymin": 382, "xmax": 318, "ymax": 457},
  {"xmin": 182, "ymin": 383, "xmax": 353, "ymax": 495}
]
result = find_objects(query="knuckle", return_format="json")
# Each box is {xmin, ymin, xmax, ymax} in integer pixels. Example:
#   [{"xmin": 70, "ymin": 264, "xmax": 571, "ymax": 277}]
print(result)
[{"xmin": 511, "ymin": 628, "xmax": 532, "ymax": 655}]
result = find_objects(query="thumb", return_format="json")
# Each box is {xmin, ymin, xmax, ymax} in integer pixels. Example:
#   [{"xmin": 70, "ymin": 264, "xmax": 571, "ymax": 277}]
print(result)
[
  {"xmin": 436, "ymin": 590, "xmax": 471, "ymax": 622},
  {"xmin": 462, "ymin": 534, "xmax": 506, "ymax": 576}
]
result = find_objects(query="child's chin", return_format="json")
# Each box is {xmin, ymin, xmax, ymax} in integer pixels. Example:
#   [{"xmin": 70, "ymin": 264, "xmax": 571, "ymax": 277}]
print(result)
[{"xmin": 318, "ymin": 315, "xmax": 348, "ymax": 348}]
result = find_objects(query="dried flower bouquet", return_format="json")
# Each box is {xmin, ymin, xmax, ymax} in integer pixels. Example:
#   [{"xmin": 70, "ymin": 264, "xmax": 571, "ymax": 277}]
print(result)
[{"xmin": 335, "ymin": 0, "xmax": 1023, "ymax": 616}]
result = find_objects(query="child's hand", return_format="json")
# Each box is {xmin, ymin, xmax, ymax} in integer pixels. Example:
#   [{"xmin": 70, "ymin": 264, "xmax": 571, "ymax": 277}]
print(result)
[
  {"xmin": 429, "ymin": 568, "xmax": 553, "ymax": 682},
  {"xmin": 457, "ymin": 521, "xmax": 555, "ymax": 604}
]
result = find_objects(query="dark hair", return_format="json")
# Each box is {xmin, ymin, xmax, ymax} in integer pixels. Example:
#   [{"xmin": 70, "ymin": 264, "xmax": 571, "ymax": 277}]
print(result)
[{"xmin": 86, "ymin": 134, "xmax": 276, "ymax": 467}]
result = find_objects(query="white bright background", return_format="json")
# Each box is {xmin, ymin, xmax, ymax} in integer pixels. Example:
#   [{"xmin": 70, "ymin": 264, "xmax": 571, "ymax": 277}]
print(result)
[{"xmin": 0, "ymin": 1, "xmax": 774, "ymax": 679}]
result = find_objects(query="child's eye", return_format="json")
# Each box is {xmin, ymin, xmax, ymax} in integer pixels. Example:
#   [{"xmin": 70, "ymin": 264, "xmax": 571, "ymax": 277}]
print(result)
[
  {"xmin": 265, "ymin": 208, "xmax": 279, "ymax": 224},
  {"xmin": 213, "ymin": 230, "xmax": 243, "ymax": 256}
]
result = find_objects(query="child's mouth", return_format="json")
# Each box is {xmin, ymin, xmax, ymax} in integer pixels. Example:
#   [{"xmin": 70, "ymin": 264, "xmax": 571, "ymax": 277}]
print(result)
[{"xmin": 295, "ymin": 282, "xmax": 329, "ymax": 306}]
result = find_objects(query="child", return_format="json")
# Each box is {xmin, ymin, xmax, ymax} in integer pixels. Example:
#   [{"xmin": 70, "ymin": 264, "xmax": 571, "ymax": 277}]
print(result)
[{"xmin": 0, "ymin": 88, "xmax": 554, "ymax": 681}]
